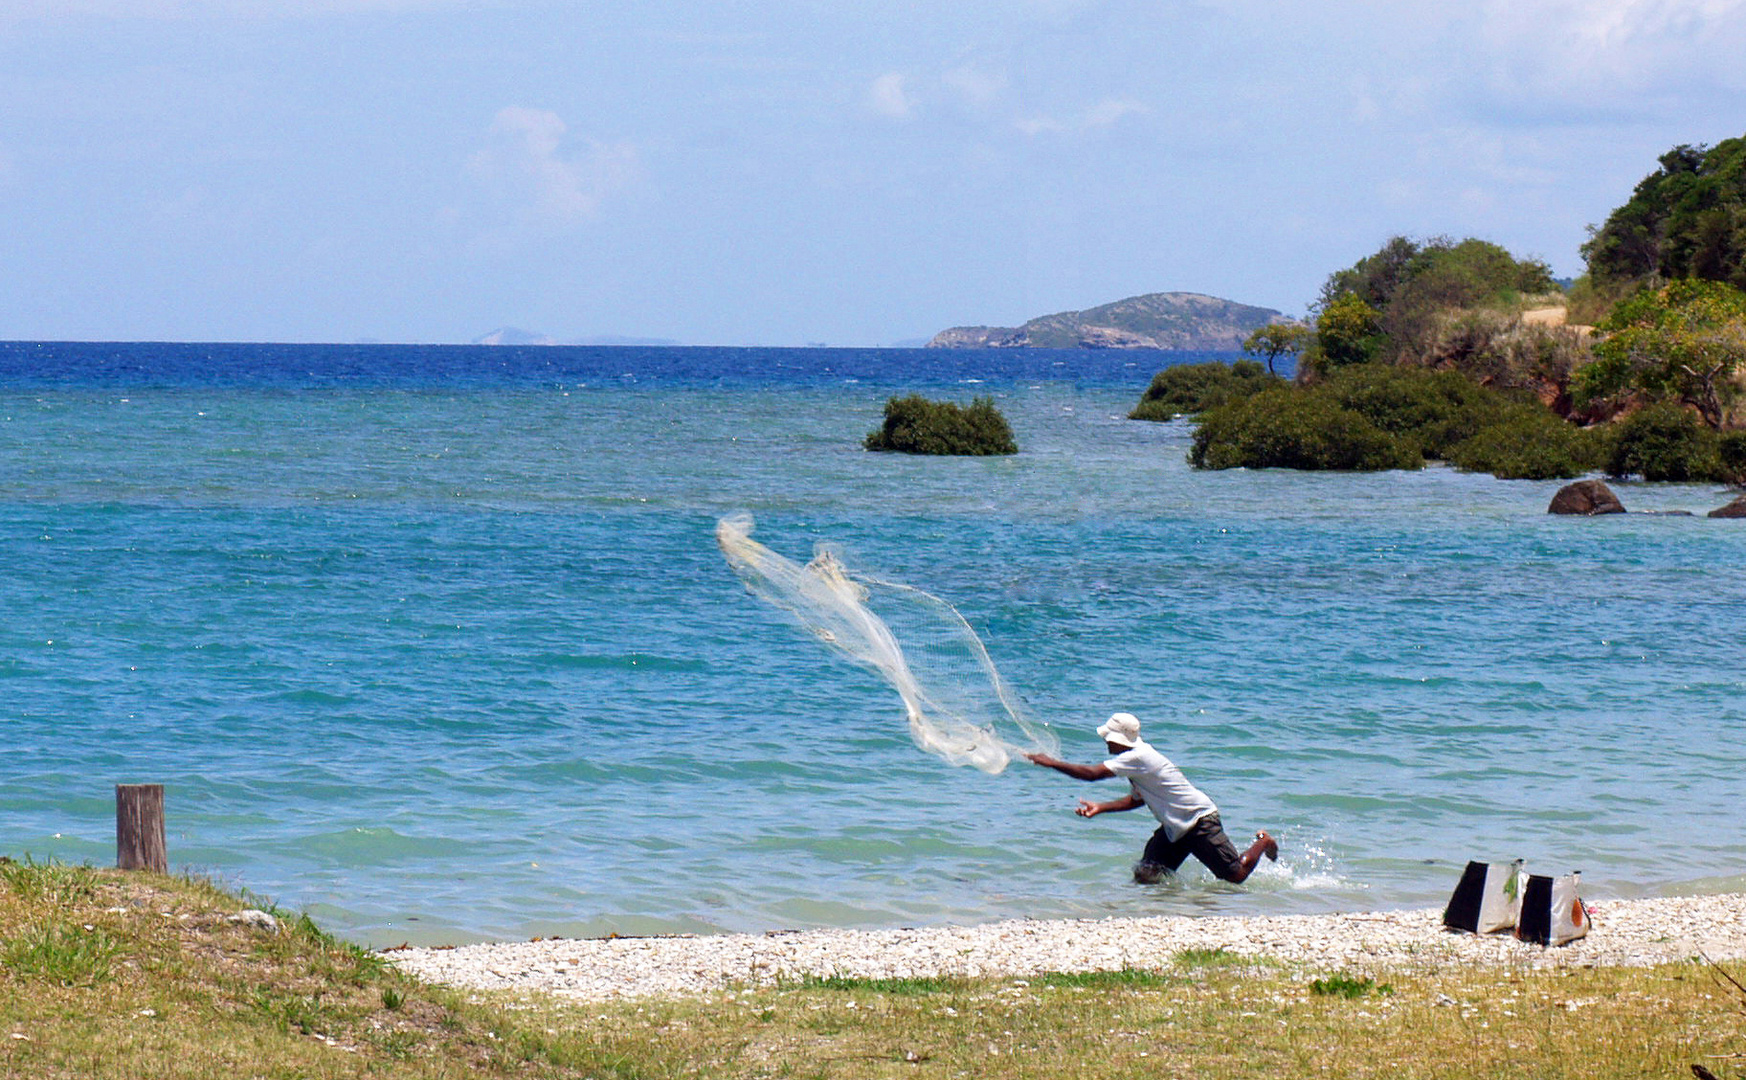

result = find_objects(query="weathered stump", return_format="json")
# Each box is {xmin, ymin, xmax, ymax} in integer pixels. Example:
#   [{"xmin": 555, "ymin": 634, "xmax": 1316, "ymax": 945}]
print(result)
[{"xmin": 116, "ymin": 784, "xmax": 167, "ymax": 873}]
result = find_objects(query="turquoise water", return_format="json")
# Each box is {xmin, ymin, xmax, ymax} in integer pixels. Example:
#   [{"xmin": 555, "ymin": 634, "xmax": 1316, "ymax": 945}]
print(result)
[{"xmin": 3, "ymin": 344, "xmax": 1743, "ymax": 945}]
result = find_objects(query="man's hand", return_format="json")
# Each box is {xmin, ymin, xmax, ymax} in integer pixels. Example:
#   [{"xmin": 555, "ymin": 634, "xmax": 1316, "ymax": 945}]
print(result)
[
  {"xmin": 1075, "ymin": 798, "xmax": 1102, "ymax": 818},
  {"xmin": 1024, "ymin": 752, "xmax": 1054, "ymax": 767}
]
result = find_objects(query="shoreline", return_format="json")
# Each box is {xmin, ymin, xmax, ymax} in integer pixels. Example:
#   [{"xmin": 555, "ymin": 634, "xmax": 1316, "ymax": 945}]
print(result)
[{"xmin": 388, "ymin": 891, "xmax": 1746, "ymax": 1002}]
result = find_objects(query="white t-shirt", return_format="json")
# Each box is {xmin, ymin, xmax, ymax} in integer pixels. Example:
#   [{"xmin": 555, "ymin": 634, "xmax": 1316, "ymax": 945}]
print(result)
[{"xmin": 1104, "ymin": 741, "xmax": 1217, "ymax": 841}]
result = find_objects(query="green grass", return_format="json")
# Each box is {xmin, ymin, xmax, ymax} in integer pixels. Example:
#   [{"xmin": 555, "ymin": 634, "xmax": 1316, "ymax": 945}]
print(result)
[
  {"xmin": 1309, "ymin": 973, "xmax": 1394, "ymax": 999},
  {"xmin": 1035, "ymin": 967, "xmax": 1179, "ymax": 989},
  {"xmin": 3, "ymin": 855, "xmax": 1743, "ymax": 1079},
  {"xmin": 3, "ymin": 923, "xmax": 121, "ymax": 987},
  {"xmin": 1175, "ymin": 946, "xmax": 1249, "ymax": 969},
  {"xmin": 796, "ymin": 973, "xmax": 959, "ymax": 995}
]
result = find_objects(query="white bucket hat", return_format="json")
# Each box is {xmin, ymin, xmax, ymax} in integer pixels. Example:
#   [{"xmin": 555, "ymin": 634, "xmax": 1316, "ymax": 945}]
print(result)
[{"xmin": 1097, "ymin": 712, "xmax": 1141, "ymax": 748}]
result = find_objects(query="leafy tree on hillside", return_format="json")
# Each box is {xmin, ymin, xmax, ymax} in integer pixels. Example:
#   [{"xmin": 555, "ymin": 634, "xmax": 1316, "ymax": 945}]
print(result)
[
  {"xmin": 1318, "ymin": 237, "xmax": 1554, "ymax": 321},
  {"xmin": 1304, "ymin": 293, "xmax": 1383, "ymax": 373},
  {"xmin": 1583, "ymin": 135, "xmax": 1746, "ymax": 292},
  {"xmin": 1317, "ymin": 236, "xmax": 1423, "ymax": 312},
  {"xmin": 1306, "ymin": 236, "xmax": 1560, "ymax": 378},
  {"xmin": 1574, "ymin": 278, "xmax": 1746, "ymax": 428}
]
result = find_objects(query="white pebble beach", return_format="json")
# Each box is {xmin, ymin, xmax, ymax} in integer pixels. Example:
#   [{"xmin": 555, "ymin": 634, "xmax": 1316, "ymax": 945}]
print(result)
[{"xmin": 388, "ymin": 892, "xmax": 1746, "ymax": 1002}]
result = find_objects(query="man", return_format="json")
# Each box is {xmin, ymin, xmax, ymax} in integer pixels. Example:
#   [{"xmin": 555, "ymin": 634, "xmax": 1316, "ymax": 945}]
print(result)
[{"xmin": 1026, "ymin": 711, "xmax": 1278, "ymax": 884}]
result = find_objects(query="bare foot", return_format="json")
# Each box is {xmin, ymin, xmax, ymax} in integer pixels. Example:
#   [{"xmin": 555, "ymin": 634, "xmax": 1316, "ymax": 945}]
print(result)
[{"xmin": 1255, "ymin": 831, "xmax": 1279, "ymax": 861}]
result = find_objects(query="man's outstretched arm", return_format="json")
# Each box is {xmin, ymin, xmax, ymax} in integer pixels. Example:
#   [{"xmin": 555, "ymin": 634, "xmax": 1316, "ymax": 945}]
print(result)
[
  {"xmin": 1076, "ymin": 791, "xmax": 1144, "ymax": 818},
  {"xmin": 1024, "ymin": 752, "xmax": 1115, "ymax": 781}
]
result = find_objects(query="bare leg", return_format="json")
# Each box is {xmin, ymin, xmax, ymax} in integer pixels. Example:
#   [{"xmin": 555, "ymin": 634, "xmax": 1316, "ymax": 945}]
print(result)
[{"xmin": 1223, "ymin": 831, "xmax": 1279, "ymax": 884}]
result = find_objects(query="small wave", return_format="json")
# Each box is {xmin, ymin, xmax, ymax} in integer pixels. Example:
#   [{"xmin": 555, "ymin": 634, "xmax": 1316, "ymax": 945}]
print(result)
[
  {"xmin": 284, "ymin": 826, "xmax": 478, "ymax": 867},
  {"xmin": 264, "ymin": 688, "xmax": 360, "ymax": 706},
  {"xmin": 1284, "ymin": 870, "xmax": 1354, "ymax": 891},
  {"xmin": 528, "ymin": 652, "xmax": 707, "ymax": 672}
]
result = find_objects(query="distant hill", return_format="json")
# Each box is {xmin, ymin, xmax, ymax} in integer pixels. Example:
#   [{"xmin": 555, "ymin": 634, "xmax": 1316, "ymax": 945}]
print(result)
[
  {"xmin": 928, "ymin": 292, "xmax": 1285, "ymax": 350},
  {"xmin": 472, "ymin": 328, "xmax": 680, "ymax": 347},
  {"xmin": 473, "ymin": 327, "xmax": 559, "ymax": 346}
]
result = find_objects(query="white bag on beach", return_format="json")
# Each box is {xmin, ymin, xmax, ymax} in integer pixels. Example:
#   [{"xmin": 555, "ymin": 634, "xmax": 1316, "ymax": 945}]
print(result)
[
  {"xmin": 1442, "ymin": 859, "xmax": 1524, "ymax": 934},
  {"xmin": 1515, "ymin": 872, "xmax": 1589, "ymax": 946}
]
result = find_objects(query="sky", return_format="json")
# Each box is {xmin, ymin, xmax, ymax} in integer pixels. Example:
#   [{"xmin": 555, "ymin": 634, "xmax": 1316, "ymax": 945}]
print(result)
[{"xmin": 2, "ymin": 0, "xmax": 1744, "ymax": 346}]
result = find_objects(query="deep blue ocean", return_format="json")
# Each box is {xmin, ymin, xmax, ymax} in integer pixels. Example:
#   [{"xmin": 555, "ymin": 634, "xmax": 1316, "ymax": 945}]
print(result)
[{"xmin": 3, "ymin": 341, "xmax": 1742, "ymax": 946}]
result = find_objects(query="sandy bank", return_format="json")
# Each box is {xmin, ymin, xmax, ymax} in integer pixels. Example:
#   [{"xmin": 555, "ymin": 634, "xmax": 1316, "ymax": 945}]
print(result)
[{"xmin": 388, "ymin": 892, "xmax": 1746, "ymax": 1002}]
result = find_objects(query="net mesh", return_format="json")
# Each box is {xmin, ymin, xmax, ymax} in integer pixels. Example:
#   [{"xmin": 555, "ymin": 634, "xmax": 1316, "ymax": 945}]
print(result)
[{"xmin": 716, "ymin": 513, "xmax": 1058, "ymax": 773}]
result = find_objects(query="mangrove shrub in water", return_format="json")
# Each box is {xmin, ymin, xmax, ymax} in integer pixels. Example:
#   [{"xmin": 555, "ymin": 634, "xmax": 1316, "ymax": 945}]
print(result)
[
  {"xmin": 1604, "ymin": 403, "xmax": 1723, "ymax": 482},
  {"xmin": 865, "ymin": 395, "xmax": 1018, "ymax": 456},
  {"xmin": 1189, "ymin": 387, "xmax": 1423, "ymax": 472},
  {"xmin": 1129, "ymin": 359, "xmax": 1284, "ymax": 420},
  {"xmin": 1444, "ymin": 405, "xmax": 1605, "ymax": 480},
  {"xmin": 1189, "ymin": 364, "xmax": 1604, "ymax": 479}
]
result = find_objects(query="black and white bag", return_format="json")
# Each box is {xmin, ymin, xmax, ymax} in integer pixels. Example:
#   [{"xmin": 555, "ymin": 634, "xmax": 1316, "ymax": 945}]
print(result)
[
  {"xmin": 1515, "ymin": 872, "xmax": 1589, "ymax": 946},
  {"xmin": 1442, "ymin": 859, "xmax": 1525, "ymax": 934}
]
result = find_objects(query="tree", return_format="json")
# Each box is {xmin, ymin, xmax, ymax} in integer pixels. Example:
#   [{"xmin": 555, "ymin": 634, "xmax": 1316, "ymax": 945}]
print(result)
[
  {"xmin": 1308, "ymin": 293, "xmax": 1383, "ymax": 373},
  {"xmin": 1241, "ymin": 322, "xmax": 1313, "ymax": 375},
  {"xmin": 1309, "ymin": 236, "xmax": 1560, "ymax": 371},
  {"xmin": 1575, "ymin": 279, "xmax": 1746, "ymax": 428},
  {"xmin": 1583, "ymin": 136, "xmax": 1746, "ymax": 293}
]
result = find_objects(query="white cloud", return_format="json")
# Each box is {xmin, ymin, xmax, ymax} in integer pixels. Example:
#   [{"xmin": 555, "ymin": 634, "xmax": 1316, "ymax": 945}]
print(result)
[
  {"xmin": 867, "ymin": 64, "xmax": 1013, "ymax": 123},
  {"xmin": 1083, "ymin": 98, "xmax": 1146, "ymax": 127},
  {"xmin": 1013, "ymin": 115, "xmax": 1068, "ymax": 137},
  {"xmin": 1545, "ymin": 0, "xmax": 1745, "ymax": 48},
  {"xmin": 1015, "ymin": 97, "xmax": 1148, "ymax": 136},
  {"xmin": 941, "ymin": 65, "xmax": 1008, "ymax": 108},
  {"xmin": 465, "ymin": 107, "xmax": 637, "ymax": 227},
  {"xmin": 867, "ymin": 72, "xmax": 915, "ymax": 120},
  {"xmin": 1476, "ymin": 0, "xmax": 1746, "ymax": 100}
]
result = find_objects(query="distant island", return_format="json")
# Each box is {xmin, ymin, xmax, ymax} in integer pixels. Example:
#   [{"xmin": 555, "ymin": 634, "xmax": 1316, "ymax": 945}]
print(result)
[
  {"xmin": 928, "ymin": 291, "xmax": 1286, "ymax": 350},
  {"xmin": 472, "ymin": 327, "xmax": 680, "ymax": 347}
]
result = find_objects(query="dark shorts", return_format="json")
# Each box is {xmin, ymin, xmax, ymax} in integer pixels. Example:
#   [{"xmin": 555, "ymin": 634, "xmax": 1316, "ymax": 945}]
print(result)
[{"xmin": 1137, "ymin": 813, "xmax": 1244, "ymax": 883}]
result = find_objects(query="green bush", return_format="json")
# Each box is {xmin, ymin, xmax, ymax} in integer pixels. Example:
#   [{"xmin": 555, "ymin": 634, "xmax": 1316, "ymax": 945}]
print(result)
[
  {"xmin": 865, "ymin": 394, "xmax": 1018, "ymax": 456},
  {"xmin": 1129, "ymin": 359, "xmax": 1284, "ymax": 420},
  {"xmin": 1446, "ymin": 405, "xmax": 1605, "ymax": 480},
  {"xmin": 1605, "ymin": 403, "xmax": 1722, "ymax": 481},
  {"xmin": 1189, "ymin": 387, "xmax": 1422, "ymax": 471},
  {"xmin": 1719, "ymin": 430, "xmax": 1746, "ymax": 485},
  {"xmin": 1322, "ymin": 364, "xmax": 1504, "ymax": 456},
  {"xmin": 1188, "ymin": 363, "xmax": 1603, "ymax": 477}
]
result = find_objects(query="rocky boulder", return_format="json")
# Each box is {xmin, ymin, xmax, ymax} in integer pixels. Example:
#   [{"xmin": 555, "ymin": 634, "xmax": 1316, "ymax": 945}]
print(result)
[
  {"xmin": 1548, "ymin": 480, "xmax": 1627, "ymax": 515},
  {"xmin": 1708, "ymin": 494, "xmax": 1746, "ymax": 518}
]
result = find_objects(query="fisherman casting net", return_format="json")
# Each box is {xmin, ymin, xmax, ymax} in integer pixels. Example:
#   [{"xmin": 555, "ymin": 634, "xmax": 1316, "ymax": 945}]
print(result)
[{"xmin": 716, "ymin": 513, "xmax": 1058, "ymax": 773}]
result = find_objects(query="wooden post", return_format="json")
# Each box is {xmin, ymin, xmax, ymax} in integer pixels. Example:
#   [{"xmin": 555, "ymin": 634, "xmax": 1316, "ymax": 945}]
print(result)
[{"xmin": 116, "ymin": 784, "xmax": 167, "ymax": 873}]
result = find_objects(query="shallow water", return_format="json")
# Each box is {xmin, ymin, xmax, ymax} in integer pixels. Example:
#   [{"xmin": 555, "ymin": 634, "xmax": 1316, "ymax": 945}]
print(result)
[{"xmin": 3, "ymin": 343, "xmax": 1742, "ymax": 945}]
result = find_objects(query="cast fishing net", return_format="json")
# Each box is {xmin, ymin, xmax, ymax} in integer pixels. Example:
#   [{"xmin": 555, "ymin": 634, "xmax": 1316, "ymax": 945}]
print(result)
[{"xmin": 716, "ymin": 513, "xmax": 1058, "ymax": 773}]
